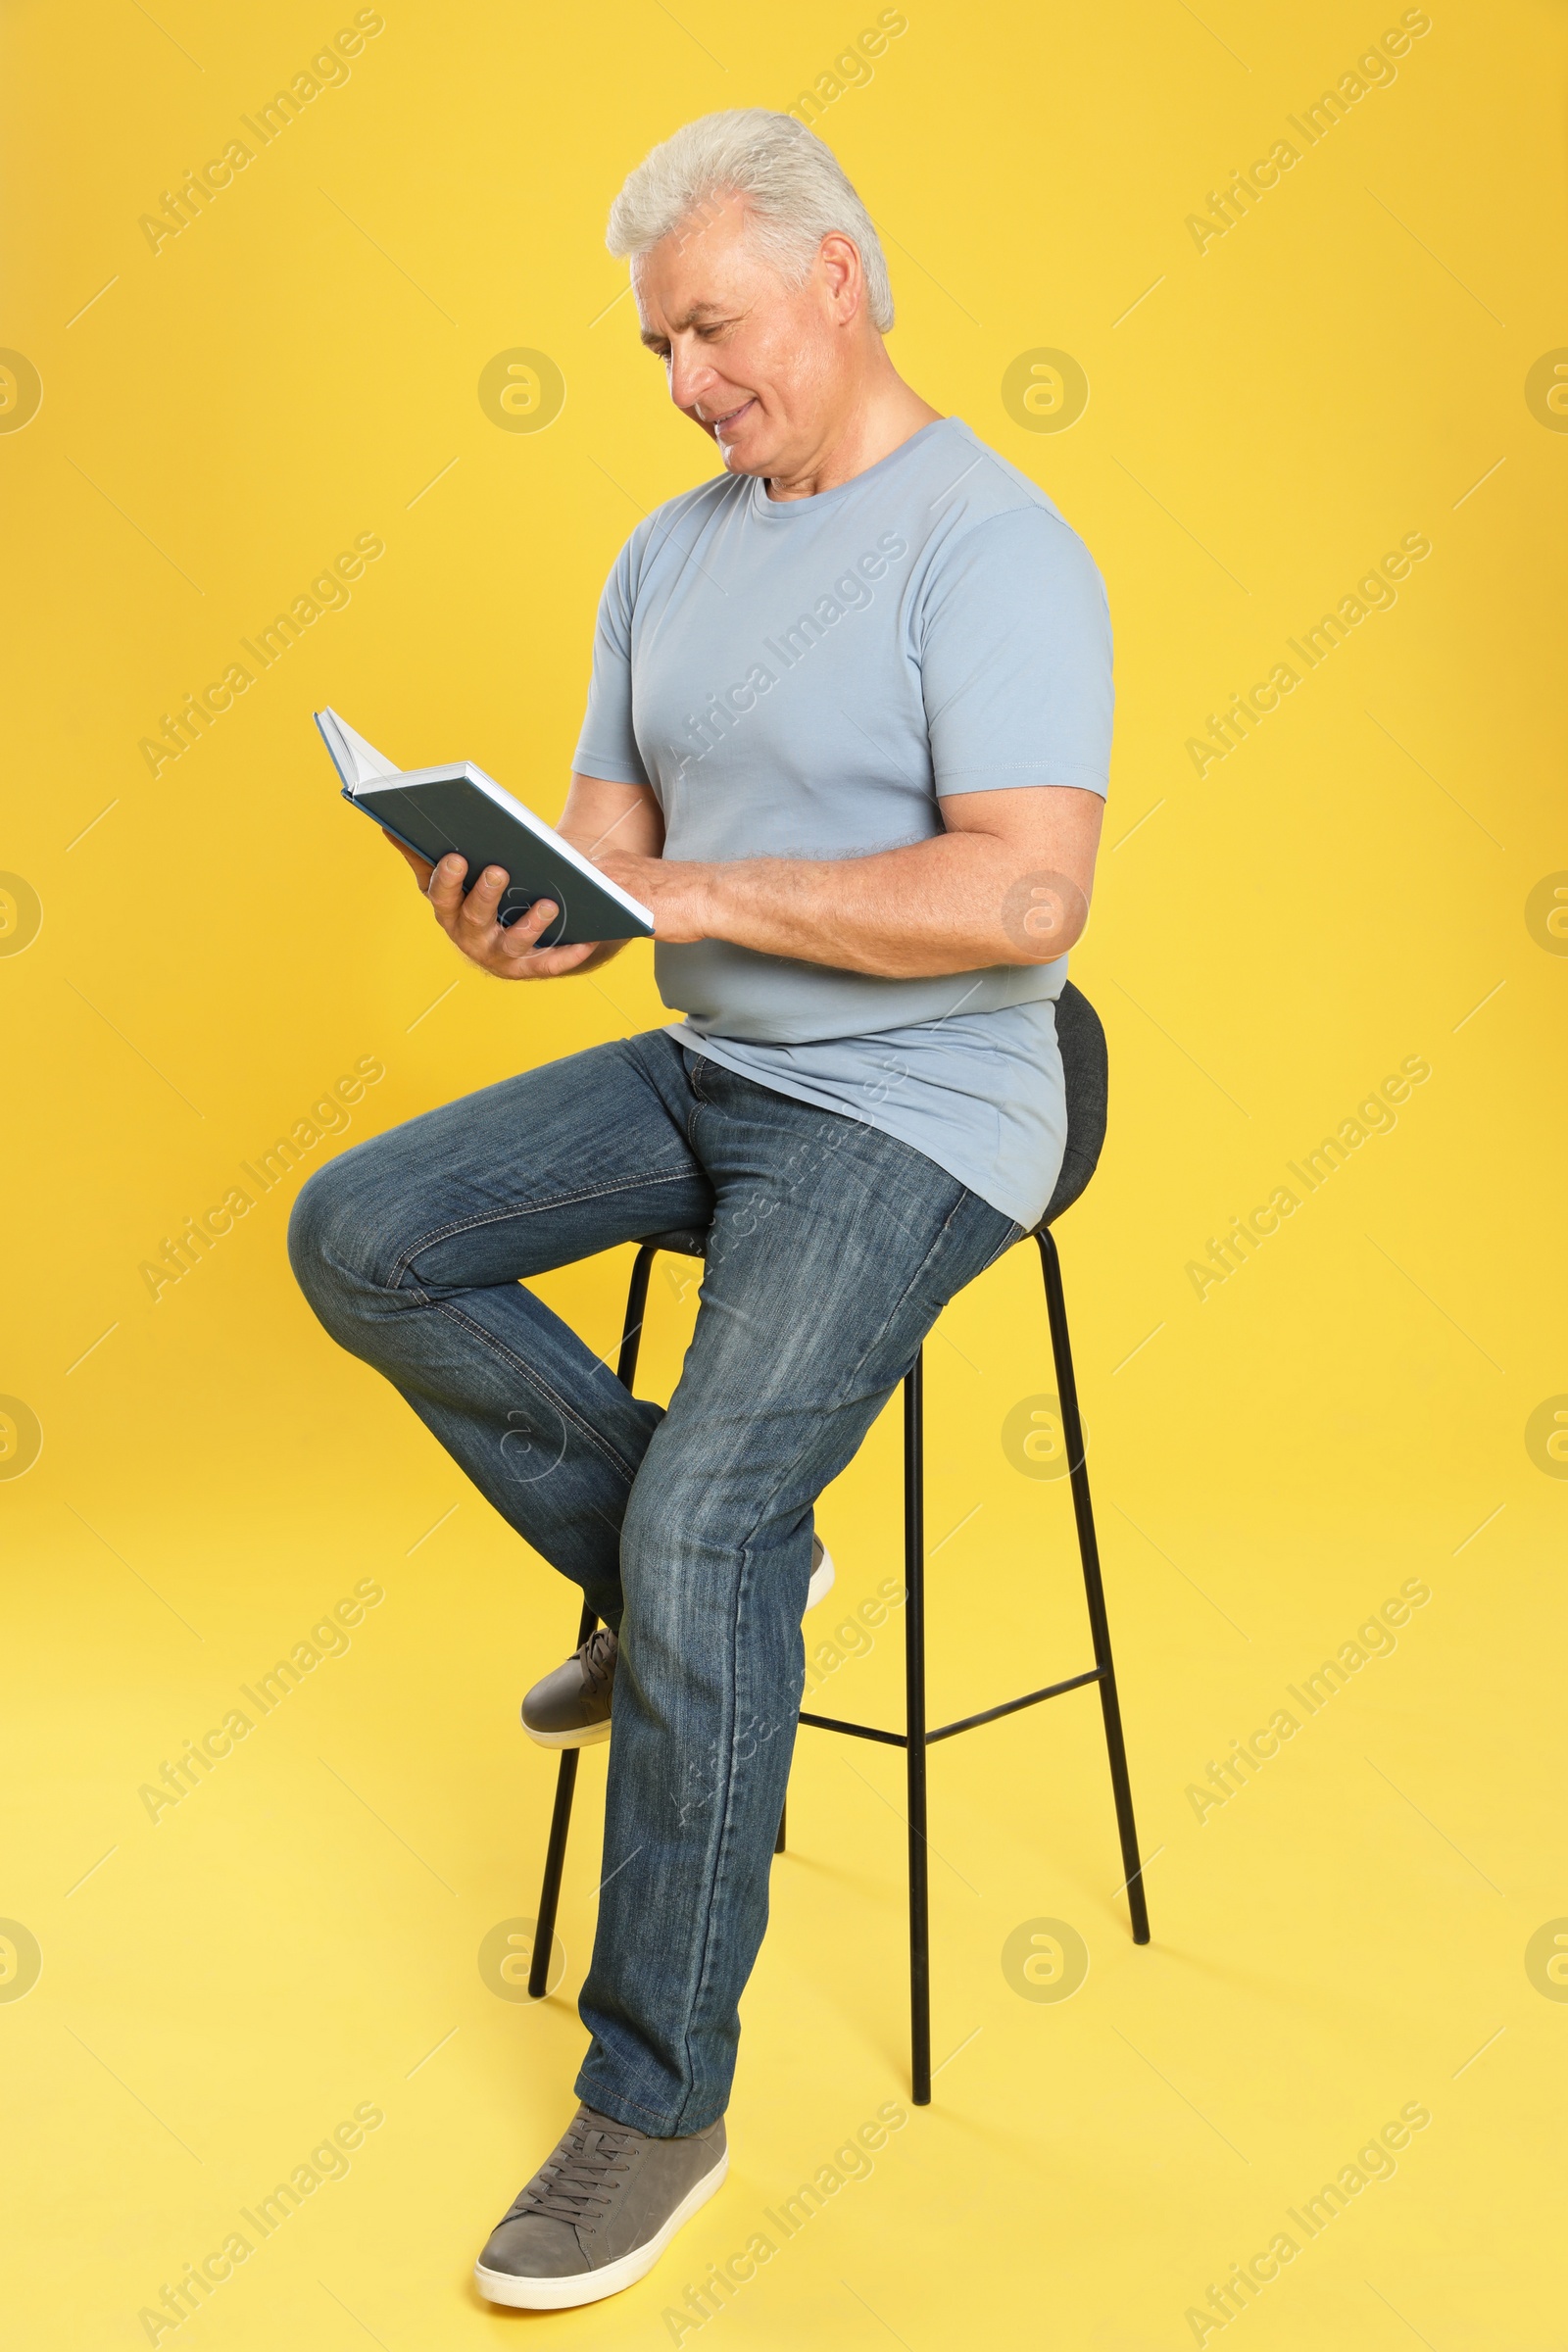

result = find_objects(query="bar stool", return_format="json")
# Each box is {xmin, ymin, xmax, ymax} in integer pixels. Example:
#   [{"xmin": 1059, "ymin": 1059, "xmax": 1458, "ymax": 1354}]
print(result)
[{"xmin": 525, "ymin": 981, "xmax": 1151, "ymax": 2102}]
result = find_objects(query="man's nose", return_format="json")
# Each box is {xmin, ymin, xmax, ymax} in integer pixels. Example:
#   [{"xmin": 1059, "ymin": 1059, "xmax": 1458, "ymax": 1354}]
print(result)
[{"xmin": 666, "ymin": 340, "xmax": 715, "ymax": 416}]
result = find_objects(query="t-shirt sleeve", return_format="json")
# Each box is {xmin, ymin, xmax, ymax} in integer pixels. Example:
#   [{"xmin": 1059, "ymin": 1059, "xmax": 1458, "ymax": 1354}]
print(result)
[
  {"xmin": 920, "ymin": 506, "xmax": 1113, "ymax": 799},
  {"xmin": 571, "ymin": 533, "xmax": 652, "ymax": 787}
]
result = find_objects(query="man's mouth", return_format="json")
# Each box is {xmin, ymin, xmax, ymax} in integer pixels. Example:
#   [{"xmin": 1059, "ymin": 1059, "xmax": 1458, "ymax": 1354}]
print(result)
[{"xmin": 705, "ymin": 397, "xmax": 755, "ymax": 434}]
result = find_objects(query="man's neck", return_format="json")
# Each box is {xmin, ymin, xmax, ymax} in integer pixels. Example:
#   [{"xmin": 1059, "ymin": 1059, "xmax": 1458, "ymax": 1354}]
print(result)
[{"xmin": 762, "ymin": 367, "xmax": 943, "ymax": 502}]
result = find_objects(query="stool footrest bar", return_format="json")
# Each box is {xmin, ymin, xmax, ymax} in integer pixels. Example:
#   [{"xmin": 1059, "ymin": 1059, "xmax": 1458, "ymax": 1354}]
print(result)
[
  {"xmin": 797, "ymin": 1710, "xmax": 907, "ymax": 1748},
  {"xmin": 798, "ymin": 1666, "xmax": 1105, "ymax": 1753},
  {"xmin": 926, "ymin": 1666, "xmax": 1104, "ymax": 1744}
]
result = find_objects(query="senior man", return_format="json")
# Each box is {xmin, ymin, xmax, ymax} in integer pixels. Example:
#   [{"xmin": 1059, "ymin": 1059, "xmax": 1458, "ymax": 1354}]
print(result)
[{"xmin": 290, "ymin": 108, "xmax": 1112, "ymax": 2309}]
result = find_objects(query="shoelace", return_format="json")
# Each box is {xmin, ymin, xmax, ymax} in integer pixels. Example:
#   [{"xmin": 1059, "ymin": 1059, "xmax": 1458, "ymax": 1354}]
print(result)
[
  {"xmin": 578, "ymin": 1626, "xmax": 618, "ymax": 1697},
  {"xmin": 511, "ymin": 2113, "xmax": 636, "ymax": 2226}
]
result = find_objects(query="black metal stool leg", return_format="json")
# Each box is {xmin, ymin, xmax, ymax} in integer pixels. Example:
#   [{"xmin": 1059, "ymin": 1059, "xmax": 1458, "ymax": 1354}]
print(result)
[
  {"xmin": 774, "ymin": 1797, "xmax": 787, "ymax": 1855},
  {"xmin": 527, "ymin": 1243, "xmax": 661, "ymax": 1995},
  {"xmin": 529, "ymin": 1604, "xmax": 595, "ymax": 1997},
  {"xmin": 615, "ymin": 1243, "xmax": 658, "ymax": 1390},
  {"xmin": 904, "ymin": 1352, "xmax": 932, "ymax": 2104},
  {"xmin": 1037, "ymin": 1230, "xmax": 1152, "ymax": 1944}
]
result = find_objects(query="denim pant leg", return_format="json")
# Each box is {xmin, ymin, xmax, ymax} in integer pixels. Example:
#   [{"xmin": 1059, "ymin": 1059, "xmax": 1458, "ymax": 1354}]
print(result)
[
  {"xmin": 576, "ymin": 1056, "xmax": 1019, "ymax": 2133},
  {"xmin": 287, "ymin": 1033, "xmax": 714, "ymax": 1628}
]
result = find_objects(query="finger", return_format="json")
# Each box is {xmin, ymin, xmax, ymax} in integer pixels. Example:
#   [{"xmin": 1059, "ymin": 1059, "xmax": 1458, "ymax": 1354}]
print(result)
[
  {"xmin": 454, "ymin": 863, "xmax": 516, "ymax": 946},
  {"xmin": 384, "ymin": 829, "xmax": 435, "ymax": 890},
  {"xmin": 426, "ymin": 852, "xmax": 470, "ymax": 922},
  {"xmin": 496, "ymin": 937, "xmax": 596, "ymax": 981},
  {"xmin": 495, "ymin": 897, "xmax": 562, "ymax": 956}
]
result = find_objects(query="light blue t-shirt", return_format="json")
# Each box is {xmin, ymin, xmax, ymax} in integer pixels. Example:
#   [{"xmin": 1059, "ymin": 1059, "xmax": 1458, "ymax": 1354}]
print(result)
[{"xmin": 572, "ymin": 416, "xmax": 1112, "ymax": 1228}]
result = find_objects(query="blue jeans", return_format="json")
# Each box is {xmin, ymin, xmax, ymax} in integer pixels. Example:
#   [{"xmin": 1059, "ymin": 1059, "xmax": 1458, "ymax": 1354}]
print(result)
[{"xmin": 288, "ymin": 1029, "xmax": 1018, "ymax": 2133}]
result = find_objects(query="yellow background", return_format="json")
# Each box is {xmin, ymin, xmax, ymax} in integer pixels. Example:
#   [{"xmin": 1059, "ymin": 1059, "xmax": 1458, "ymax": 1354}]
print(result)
[{"xmin": 3, "ymin": 1, "xmax": 1564, "ymax": 2344}]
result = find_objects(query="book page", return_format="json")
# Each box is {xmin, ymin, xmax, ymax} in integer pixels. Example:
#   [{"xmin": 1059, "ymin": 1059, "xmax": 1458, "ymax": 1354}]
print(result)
[{"xmin": 317, "ymin": 708, "xmax": 402, "ymax": 792}]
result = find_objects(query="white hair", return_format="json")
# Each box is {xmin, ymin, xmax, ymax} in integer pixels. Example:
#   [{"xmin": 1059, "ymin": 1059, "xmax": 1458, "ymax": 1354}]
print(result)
[{"xmin": 607, "ymin": 108, "xmax": 895, "ymax": 333}]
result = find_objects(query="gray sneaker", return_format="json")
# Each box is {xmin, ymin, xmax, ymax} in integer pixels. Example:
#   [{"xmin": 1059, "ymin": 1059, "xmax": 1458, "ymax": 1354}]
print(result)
[
  {"xmin": 521, "ymin": 1623, "xmax": 618, "ymax": 1748},
  {"xmin": 521, "ymin": 1537, "xmax": 835, "ymax": 1750},
  {"xmin": 473, "ymin": 2101, "xmax": 728, "ymax": 2310}
]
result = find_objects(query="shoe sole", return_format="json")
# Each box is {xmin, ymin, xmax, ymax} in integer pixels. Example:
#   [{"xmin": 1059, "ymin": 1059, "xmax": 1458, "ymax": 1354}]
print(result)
[
  {"xmin": 520, "ymin": 1713, "xmax": 612, "ymax": 1750},
  {"xmin": 472, "ymin": 2147, "xmax": 729, "ymax": 2310},
  {"xmin": 523, "ymin": 1546, "xmax": 837, "ymax": 1751}
]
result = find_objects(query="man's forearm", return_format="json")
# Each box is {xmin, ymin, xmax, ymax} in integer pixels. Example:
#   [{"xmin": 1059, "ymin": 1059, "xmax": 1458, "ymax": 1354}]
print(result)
[{"xmin": 657, "ymin": 833, "xmax": 1088, "ymax": 977}]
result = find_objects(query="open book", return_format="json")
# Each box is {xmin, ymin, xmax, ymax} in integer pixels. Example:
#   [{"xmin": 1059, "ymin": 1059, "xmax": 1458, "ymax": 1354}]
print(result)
[{"xmin": 315, "ymin": 708, "xmax": 655, "ymax": 947}]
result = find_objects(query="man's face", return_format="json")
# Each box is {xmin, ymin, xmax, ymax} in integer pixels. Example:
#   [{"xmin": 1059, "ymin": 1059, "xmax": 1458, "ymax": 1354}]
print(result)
[{"xmin": 632, "ymin": 195, "xmax": 847, "ymax": 480}]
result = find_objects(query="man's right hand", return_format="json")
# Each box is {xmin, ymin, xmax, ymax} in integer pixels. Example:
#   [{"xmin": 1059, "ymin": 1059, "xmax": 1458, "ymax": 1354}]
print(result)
[
  {"xmin": 383, "ymin": 772, "xmax": 662, "ymax": 981},
  {"xmin": 386, "ymin": 835, "xmax": 605, "ymax": 979}
]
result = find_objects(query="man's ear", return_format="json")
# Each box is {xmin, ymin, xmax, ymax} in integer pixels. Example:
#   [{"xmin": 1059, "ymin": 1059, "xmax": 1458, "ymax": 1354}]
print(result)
[{"xmin": 817, "ymin": 232, "xmax": 864, "ymax": 320}]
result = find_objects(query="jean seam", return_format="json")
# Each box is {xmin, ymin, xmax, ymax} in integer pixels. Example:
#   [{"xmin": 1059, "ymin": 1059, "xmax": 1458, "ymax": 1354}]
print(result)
[
  {"xmin": 682, "ymin": 1056, "xmax": 710, "ymax": 1147},
  {"xmin": 817, "ymin": 1186, "xmax": 985, "ymax": 1414},
  {"xmin": 673, "ymin": 1537, "xmax": 750, "ymax": 2132},
  {"xmin": 429, "ymin": 1300, "xmax": 646, "ymax": 1489},
  {"xmin": 384, "ymin": 1168, "xmax": 701, "ymax": 1292}
]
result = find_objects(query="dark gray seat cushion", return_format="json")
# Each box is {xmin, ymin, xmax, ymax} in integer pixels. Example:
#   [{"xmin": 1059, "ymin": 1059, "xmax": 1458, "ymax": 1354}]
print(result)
[
  {"xmin": 1036, "ymin": 979, "xmax": 1107, "ymax": 1230},
  {"xmin": 642, "ymin": 1224, "xmax": 709, "ymax": 1259}
]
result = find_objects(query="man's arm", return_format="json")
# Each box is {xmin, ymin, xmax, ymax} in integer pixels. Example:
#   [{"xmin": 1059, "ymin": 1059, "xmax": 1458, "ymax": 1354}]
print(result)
[
  {"xmin": 385, "ymin": 773, "xmax": 664, "ymax": 980},
  {"xmin": 391, "ymin": 773, "xmax": 1102, "ymax": 982},
  {"xmin": 594, "ymin": 783, "xmax": 1104, "ymax": 976}
]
